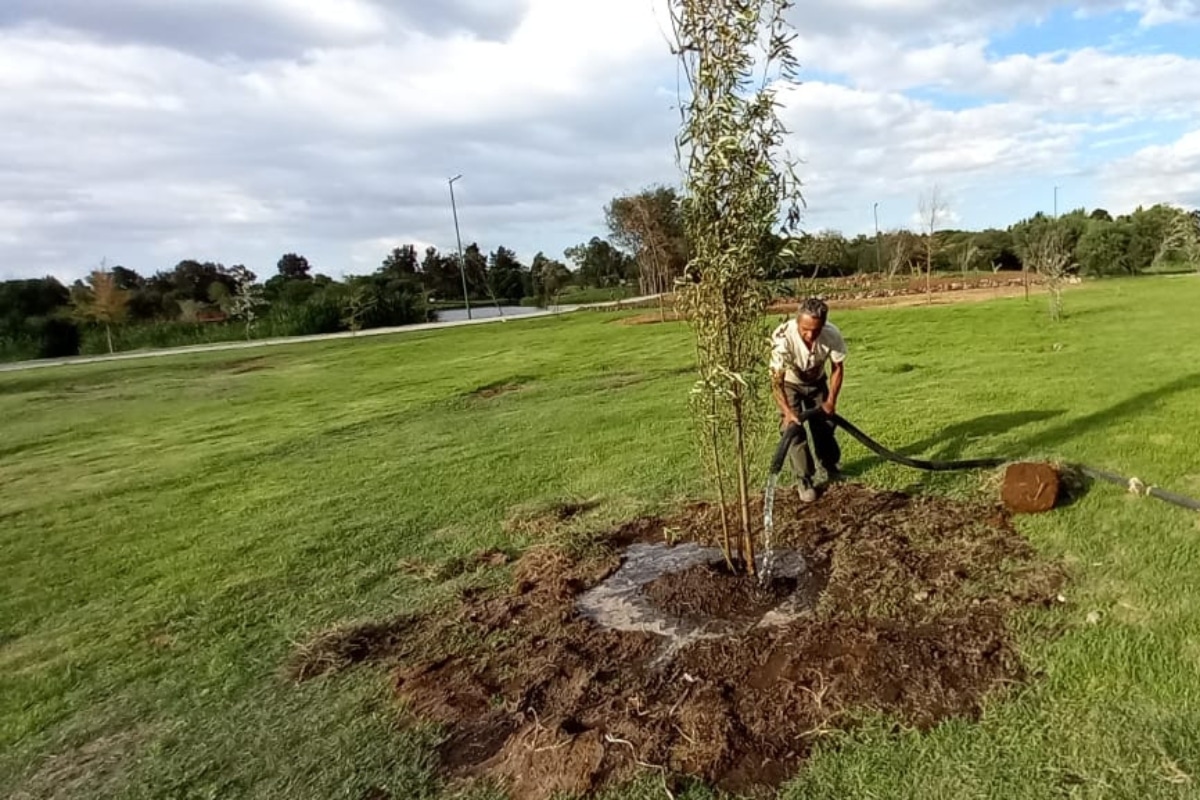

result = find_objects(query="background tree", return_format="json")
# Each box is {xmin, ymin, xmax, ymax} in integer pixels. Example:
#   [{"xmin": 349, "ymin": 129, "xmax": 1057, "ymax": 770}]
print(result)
[
  {"xmin": 277, "ymin": 253, "xmax": 312, "ymax": 282},
  {"xmin": 460, "ymin": 243, "xmax": 504, "ymax": 311},
  {"xmin": 0, "ymin": 277, "xmax": 77, "ymax": 359},
  {"xmin": 380, "ymin": 246, "xmax": 419, "ymax": 276},
  {"xmin": 885, "ymin": 229, "xmax": 920, "ymax": 278},
  {"xmin": 1155, "ymin": 207, "xmax": 1200, "ymax": 269},
  {"xmin": 487, "ymin": 246, "xmax": 528, "ymax": 305},
  {"xmin": 419, "ymin": 246, "xmax": 464, "ymax": 301},
  {"xmin": 1075, "ymin": 221, "xmax": 1134, "ymax": 276},
  {"xmin": 71, "ymin": 265, "xmax": 130, "ymax": 353},
  {"xmin": 671, "ymin": 0, "xmax": 803, "ymax": 573},
  {"xmin": 955, "ymin": 237, "xmax": 980, "ymax": 275},
  {"xmin": 531, "ymin": 252, "xmax": 572, "ymax": 309},
  {"xmin": 606, "ymin": 186, "xmax": 687, "ymax": 298},
  {"xmin": 565, "ymin": 237, "xmax": 635, "ymax": 288}
]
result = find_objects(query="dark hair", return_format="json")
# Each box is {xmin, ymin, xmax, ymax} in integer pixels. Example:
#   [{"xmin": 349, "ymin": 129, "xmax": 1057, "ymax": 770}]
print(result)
[{"xmin": 798, "ymin": 297, "xmax": 828, "ymax": 323}]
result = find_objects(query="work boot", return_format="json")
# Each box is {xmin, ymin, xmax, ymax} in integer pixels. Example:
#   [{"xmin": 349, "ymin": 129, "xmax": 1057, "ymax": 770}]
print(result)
[
  {"xmin": 796, "ymin": 478, "xmax": 817, "ymax": 503},
  {"xmin": 815, "ymin": 464, "xmax": 841, "ymax": 487}
]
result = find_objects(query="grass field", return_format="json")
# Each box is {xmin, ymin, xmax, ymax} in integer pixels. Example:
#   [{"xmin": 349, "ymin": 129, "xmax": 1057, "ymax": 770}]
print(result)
[{"xmin": 3, "ymin": 276, "xmax": 1200, "ymax": 799}]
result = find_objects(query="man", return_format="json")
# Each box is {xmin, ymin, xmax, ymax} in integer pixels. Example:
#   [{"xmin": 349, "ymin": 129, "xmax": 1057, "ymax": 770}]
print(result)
[{"xmin": 769, "ymin": 297, "xmax": 846, "ymax": 503}]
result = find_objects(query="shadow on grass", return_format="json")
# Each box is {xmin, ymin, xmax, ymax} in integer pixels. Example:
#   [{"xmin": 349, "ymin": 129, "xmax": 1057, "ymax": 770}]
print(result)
[
  {"xmin": 1018, "ymin": 371, "xmax": 1200, "ymax": 456},
  {"xmin": 839, "ymin": 372, "xmax": 1200, "ymax": 493}
]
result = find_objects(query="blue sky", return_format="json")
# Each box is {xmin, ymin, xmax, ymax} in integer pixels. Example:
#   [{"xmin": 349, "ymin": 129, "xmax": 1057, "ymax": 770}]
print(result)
[{"xmin": 1, "ymin": 0, "xmax": 1199, "ymax": 281}]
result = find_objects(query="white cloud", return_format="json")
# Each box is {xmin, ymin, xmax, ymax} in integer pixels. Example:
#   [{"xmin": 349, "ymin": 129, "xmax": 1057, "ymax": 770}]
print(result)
[
  {"xmin": 1100, "ymin": 128, "xmax": 1200, "ymax": 208},
  {"xmin": 3, "ymin": 0, "xmax": 1200, "ymax": 282}
]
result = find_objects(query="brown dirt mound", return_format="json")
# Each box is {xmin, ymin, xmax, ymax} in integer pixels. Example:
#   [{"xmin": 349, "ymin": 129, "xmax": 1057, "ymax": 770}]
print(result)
[
  {"xmin": 291, "ymin": 484, "xmax": 1065, "ymax": 798},
  {"xmin": 1001, "ymin": 462, "xmax": 1062, "ymax": 514},
  {"xmin": 644, "ymin": 561, "xmax": 799, "ymax": 624}
]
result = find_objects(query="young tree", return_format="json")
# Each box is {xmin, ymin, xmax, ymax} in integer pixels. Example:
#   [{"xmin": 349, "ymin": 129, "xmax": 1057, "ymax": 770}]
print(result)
[
  {"xmin": 1019, "ymin": 222, "xmax": 1074, "ymax": 320},
  {"xmin": 71, "ymin": 264, "xmax": 130, "ymax": 354},
  {"xmin": 342, "ymin": 283, "xmax": 377, "ymax": 334},
  {"xmin": 227, "ymin": 265, "xmax": 267, "ymax": 339},
  {"xmin": 885, "ymin": 230, "xmax": 919, "ymax": 278},
  {"xmin": 531, "ymin": 252, "xmax": 571, "ymax": 309},
  {"xmin": 956, "ymin": 237, "xmax": 980, "ymax": 276},
  {"xmin": 670, "ymin": 0, "xmax": 803, "ymax": 574},
  {"xmin": 918, "ymin": 186, "xmax": 948, "ymax": 303}
]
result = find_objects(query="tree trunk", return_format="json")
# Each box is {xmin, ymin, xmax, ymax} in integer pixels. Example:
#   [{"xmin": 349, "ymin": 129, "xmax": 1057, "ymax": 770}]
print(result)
[
  {"xmin": 105, "ymin": 324, "xmax": 113, "ymax": 354},
  {"xmin": 926, "ymin": 249, "xmax": 933, "ymax": 305},
  {"xmin": 732, "ymin": 392, "xmax": 755, "ymax": 576},
  {"xmin": 709, "ymin": 417, "xmax": 736, "ymax": 571}
]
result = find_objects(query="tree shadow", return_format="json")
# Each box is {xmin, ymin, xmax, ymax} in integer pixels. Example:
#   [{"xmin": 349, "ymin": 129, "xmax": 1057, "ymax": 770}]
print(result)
[
  {"xmin": 839, "ymin": 409, "xmax": 1067, "ymax": 477},
  {"xmin": 1013, "ymin": 371, "xmax": 1200, "ymax": 456},
  {"xmin": 841, "ymin": 372, "xmax": 1200, "ymax": 492}
]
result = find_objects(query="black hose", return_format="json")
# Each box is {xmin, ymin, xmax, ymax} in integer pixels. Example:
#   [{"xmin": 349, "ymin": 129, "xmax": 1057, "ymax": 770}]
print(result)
[
  {"xmin": 769, "ymin": 407, "xmax": 827, "ymax": 474},
  {"xmin": 770, "ymin": 409, "xmax": 1200, "ymax": 513},
  {"xmin": 770, "ymin": 410, "xmax": 1005, "ymax": 476},
  {"xmin": 1081, "ymin": 466, "xmax": 1200, "ymax": 512}
]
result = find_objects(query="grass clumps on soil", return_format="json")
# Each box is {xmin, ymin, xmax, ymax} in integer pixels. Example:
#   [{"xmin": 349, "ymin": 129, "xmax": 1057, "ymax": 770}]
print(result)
[
  {"xmin": 286, "ymin": 615, "xmax": 418, "ymax": 683},
  {"xmin": 290, "ymin": 483, "xmax": 1064, "ymax": 799}
]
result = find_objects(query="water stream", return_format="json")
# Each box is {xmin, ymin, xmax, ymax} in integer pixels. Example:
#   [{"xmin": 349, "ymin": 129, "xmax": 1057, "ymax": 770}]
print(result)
[{"xmin": 759, "ymin": 473, "xmax": 780, "ymax": 585}]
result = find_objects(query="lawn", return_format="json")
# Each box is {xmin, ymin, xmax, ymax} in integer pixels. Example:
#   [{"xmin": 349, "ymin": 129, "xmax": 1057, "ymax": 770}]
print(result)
[{"xmin": 3, "ymin": 276, "xmax": 1200, "ymax": 799}]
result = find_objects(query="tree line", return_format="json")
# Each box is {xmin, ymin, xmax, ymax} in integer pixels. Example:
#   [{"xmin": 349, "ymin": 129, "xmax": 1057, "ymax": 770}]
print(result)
[
  {"xmin": 0, "ymin": 240, "xmax": 630, "ymax": 361},
  {"xmin": 782, "ymin": 203, "xmax": 1200, "ymax": 280},
  {"xmin": 3, "ymin": 186, "xmax": 1197, "ymax": 361}
]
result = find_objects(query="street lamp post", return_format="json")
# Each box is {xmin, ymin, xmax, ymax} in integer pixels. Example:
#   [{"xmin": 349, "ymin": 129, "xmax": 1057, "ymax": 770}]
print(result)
[
  {"xmin": 449, "ymin": 174, "xmax": 471, "ymax": 321},
  {"xmin": 1054, "ymin": 185, "xmax": 1059, "ymax": 218},
  {"xmin": 873, "ymin": 202, "xmax": 881, "ymax": 273}
]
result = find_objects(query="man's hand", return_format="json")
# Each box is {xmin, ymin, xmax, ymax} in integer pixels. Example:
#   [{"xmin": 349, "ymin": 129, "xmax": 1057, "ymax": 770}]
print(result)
[
  {"xmin": 783, "ymin": 411, "xmax": 802, "ymax": 428},
  {"xmin": 821, "ymin": 397, "xmax": 837, "ymax": 417}
]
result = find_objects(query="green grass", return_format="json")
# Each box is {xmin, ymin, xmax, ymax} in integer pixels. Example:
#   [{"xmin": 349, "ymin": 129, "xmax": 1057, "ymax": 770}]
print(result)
[{"xmin": 3, "ymin": 277, "xmax": 1200, "ymax": 799}]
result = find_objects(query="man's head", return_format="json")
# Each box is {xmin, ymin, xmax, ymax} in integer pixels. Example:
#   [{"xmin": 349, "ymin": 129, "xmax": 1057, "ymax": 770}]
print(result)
[{"xmin": 797, "ymin": 297, "xmax": 828, "ymax": 347}]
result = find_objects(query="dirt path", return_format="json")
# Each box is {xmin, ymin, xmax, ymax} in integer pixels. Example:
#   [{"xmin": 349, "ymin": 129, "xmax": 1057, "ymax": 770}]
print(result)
[{"xmin": 622, "ymin": 283, "xmax": 1053, "ymax": 326}]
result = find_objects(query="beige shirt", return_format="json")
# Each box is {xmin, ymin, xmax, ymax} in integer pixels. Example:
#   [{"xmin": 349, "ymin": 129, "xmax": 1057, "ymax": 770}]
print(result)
[{"xmin": 769, "ymin": 319, "xmax": 847, "ymax": 386}]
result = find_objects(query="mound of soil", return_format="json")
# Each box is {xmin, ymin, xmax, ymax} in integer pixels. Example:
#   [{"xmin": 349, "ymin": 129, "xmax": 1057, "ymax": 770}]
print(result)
[
  {"xmin": 1002, "ymin": 462, "xmax": 1062, "ymax": 514},
  {"xmin": 292, "ymin": 484, "xmax": 1065, "ymax": 799},
  {"xmin": 644, "ymin": 562, "xmax": 798, "ymax": 624}
]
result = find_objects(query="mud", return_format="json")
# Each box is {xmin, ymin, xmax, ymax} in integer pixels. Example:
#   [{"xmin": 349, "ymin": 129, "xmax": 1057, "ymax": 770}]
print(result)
[
  {"xmin": 292, "ymin": 483, "xmax": 1065, "ymax": 799},
  {"xmin": 644, "ymin": 561, "xmax": 799, "ymax": 623}
]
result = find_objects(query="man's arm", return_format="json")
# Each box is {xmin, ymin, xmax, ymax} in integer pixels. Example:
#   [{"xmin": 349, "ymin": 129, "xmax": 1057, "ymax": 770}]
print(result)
[{"xmin": 822, "ymin": 360, "xmax": 844, "ymax": 417}]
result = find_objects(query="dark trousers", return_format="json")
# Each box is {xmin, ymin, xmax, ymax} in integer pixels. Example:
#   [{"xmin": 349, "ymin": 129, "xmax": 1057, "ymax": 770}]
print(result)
[{"xmin": 782, "ymin": 380, "xmax": 841, "ymax": 481}]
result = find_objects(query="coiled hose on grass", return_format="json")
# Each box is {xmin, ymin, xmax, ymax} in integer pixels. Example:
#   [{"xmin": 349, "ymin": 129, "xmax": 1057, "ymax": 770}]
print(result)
[{"xmin": 771, "ymin": 410, "xmax": 1200, "ymax": 512}]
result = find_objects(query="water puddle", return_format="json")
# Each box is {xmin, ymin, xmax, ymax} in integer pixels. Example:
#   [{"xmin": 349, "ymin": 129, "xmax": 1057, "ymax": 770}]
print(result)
[{"xmin": 576, "ymin": 541, "xmax": 819, "ymax": 666}]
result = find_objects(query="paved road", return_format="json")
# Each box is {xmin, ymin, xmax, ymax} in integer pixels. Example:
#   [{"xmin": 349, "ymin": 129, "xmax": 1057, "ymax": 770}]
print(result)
[{"xmin": 0, "ymin": 296, "xmax": 664, "ymax": 374}]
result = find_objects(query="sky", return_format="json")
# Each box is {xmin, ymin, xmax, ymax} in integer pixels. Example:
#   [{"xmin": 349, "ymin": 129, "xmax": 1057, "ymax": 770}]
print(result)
[{"xmin": 2, "ymin": 0, "xmax": 1200, "ymax": 283}]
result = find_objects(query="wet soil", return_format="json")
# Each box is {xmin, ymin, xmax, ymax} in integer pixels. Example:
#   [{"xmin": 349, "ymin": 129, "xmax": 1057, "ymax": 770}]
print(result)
[
  {"xmin": 290, "ymin": 483, "xmax": 1066, "ymax": 799},
  {"xmin": 644, "ymin": 561, "xmax": 799, "ymax": 624}
]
